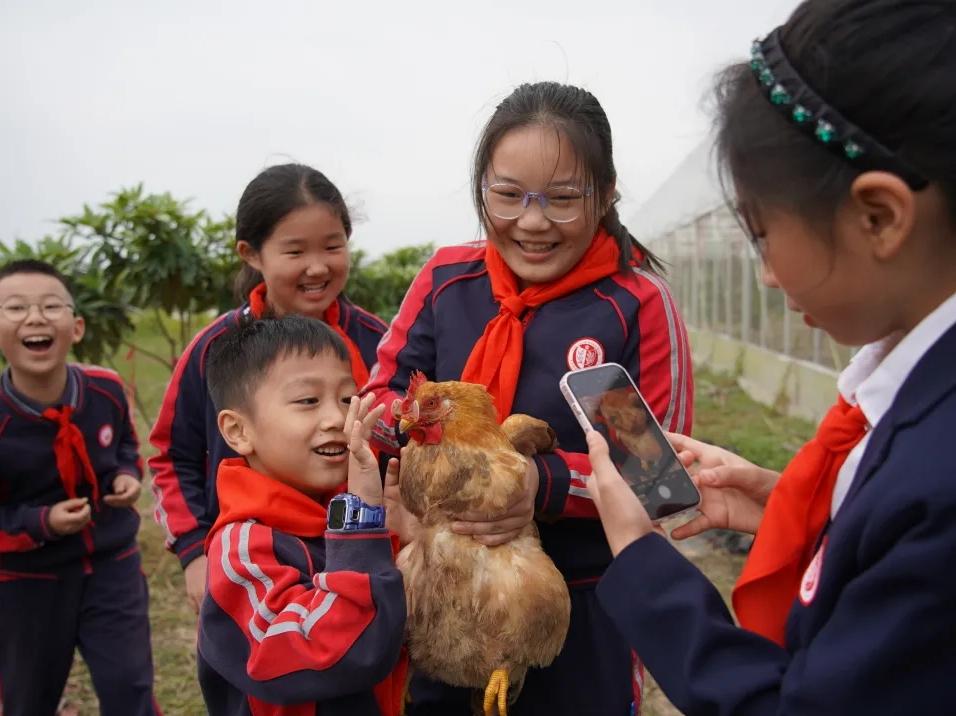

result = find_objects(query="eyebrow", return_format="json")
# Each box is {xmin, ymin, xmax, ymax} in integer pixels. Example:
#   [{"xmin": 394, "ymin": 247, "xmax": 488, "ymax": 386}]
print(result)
[
  {"xmin": 0, "ymin": 293, "xmax": 72, "ymax": 303},
  {"xmin": 275, "ymin": 233, "xmax": 347, "ymax": 245},
  {"xmin": 491, "ymin": 174, "xmax": 582, "ymax": 188},
  {"xmin": 283, "ymin": 375, "xmax": 355, "ymax": 392}
]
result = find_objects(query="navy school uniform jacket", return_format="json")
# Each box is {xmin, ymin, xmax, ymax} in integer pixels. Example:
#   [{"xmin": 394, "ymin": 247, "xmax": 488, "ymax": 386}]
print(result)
[
  {"xmin": 149, "ymin": 296, "xmax": 387, "ymax": 568},
  {"xmin": 596, "ymin": 321, "xmax": 956, "ymax": 715},
  {"xmin": 0, "ymin": 365, "xmax": 143, "ymax": 577},
  {"xmin": 366, "ymin": 243, "xmax": 693, "ymax": 581},
  {"xmin": 198, "ymin": 459, "xmax": 406, "ymax": 716}
]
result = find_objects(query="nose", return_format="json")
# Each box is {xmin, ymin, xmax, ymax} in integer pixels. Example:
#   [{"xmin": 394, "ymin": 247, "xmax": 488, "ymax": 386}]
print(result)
[
  {"xmin": 305, "ymin": 259, "xmax": 330, "ymax": 278},
  {"xmin": 515, "ymin": 199, "xmax": 551, "ymax": 232},
  {"xmin": 317, "ymin": 400, "xmax": 346, "ymax": 433},
  {"xmin": 759, "ymin": 260, "xmax": 780, "ymax": 289},
  {"xmin": 23, "ymin": 304, "xmax": 47, "ymax": 325}
]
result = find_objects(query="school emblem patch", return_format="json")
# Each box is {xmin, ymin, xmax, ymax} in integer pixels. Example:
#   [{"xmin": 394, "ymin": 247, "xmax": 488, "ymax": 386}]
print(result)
[
  {"xmin": 567, "ymin": 338, "xmax": 605, "ymax": 370},
  {"xmin": 799, "ymin": 537, "xmax": 828, "ymax": 606},
  {"xmin": 98, "ymin": 424, "xmax": 114, "ymax": 448}
]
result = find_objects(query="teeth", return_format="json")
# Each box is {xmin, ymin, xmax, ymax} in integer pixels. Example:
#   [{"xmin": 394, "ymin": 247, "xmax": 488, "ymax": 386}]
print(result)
[
  {"xmin": 517, "ymin": 242, "xmax": 557, "ymax": 254},
  {"xmin": 300, "ymin": 283, "xmax": 329, "ymax": 293},
  {"xmin": 24, "ymin": 336, "xmax": 52, "ymax": 344},
  {"xmin": 314, "ymin": 445, "xmax": 346, "ymax": 456}
]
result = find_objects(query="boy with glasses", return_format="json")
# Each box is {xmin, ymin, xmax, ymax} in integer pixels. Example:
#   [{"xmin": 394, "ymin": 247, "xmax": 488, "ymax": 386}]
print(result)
[{"xmin": 0, "ymin": 260, "xmax": 160, "ymax": 715}]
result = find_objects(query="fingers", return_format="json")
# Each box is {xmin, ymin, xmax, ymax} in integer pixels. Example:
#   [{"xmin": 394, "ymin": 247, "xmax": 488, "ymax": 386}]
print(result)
[
  {"xmin": 61, "ymin": 497, "xmax": 89, "ymax": 512},
  {"xmin": 697, "ymin": 465, "xmax": 765, "ymax": 492},
  {"xmin": 676, "ymin": 449, "xmax": 697, "ymax": 469},
  {"xmin": 471, "ymin": 529, "xmax": 523, "ymax": 547},
  {"xmin": 665, "ymin": 431, "xmax": 708, "ymax": 455},
  {"xmin": 452, "ymin": 515, "xmax": 527, "ymax": 537},
  {"xmin": 344, "ymin": 396, "xmax": 360, "ymax": 434},
  {"xmin": 669, "ymin": 513, "xmax": 714, "ymax": 541},
  {"xmin": 361, "ymin": 403, "xmax": 386, "ymax": 437},
  {"xmin": 384, "ymin": 458, "xmax": 400, "ymax": 489}
]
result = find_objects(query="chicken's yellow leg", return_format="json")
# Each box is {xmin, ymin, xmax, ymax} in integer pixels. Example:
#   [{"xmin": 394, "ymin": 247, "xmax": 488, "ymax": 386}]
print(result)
[{"xmin": 483, "ymin": 668, "xmax": 510, "ymax": 716}]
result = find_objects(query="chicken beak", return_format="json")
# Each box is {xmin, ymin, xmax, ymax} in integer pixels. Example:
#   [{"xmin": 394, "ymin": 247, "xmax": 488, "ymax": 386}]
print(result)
[{"xmin": 397, "ymin": 400, "xmax": 420, "ymax": 433}]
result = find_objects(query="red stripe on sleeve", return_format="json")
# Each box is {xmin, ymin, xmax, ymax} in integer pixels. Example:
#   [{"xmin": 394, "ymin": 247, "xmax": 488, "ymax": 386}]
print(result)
[{"xmin": 149, "ymin": 319, "xmax": 230, "ymax": 541}]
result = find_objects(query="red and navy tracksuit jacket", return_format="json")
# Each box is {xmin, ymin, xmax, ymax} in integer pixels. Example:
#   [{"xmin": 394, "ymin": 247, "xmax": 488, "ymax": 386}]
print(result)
[
  {"xmin": 365, "ymin": 242, "xmax": 693, "ymax": 716},
  {"xmin": 0, "ymin": 364, "xmax": 142, "ymax": 575},
  {"xmin": 150, "ymin": 296, "xmax": 387, "ymax": 568},
  {"xmin": 198, "ymin": 459, "xmax": 406, "ymax": 716},
  {"xmin": 597, "ymin": 321, "xmax": 956, "ymax": 715}
]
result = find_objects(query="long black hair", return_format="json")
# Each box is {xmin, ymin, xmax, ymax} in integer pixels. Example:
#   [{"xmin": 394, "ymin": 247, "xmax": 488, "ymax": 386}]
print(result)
[
  {"xmin": 715, "ymin": 0, "xmax": 956, "ymax": 226},
  {"xmin": 234, "ymin": 164, "xmax": 352, "ymax": 301},
  {"xmin": 472, "ymin": 81, "xmax": 662, "ymax": 273}
]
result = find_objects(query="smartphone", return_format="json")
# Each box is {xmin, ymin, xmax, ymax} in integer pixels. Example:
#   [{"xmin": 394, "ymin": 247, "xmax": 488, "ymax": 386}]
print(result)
[{"xmin": 560, "ymin": 362, "xmax": 700, "ymax": 522}]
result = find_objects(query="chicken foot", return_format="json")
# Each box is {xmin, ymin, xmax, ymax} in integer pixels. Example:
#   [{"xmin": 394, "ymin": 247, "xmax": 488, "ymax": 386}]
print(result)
[{"xmin": 483, "ymin": 667, "xmax": 509, "ymax": 716}]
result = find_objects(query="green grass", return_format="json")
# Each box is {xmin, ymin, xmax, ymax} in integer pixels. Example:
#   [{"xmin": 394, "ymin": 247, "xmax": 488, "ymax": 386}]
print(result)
[{"xmin": 60, "ymin": 332, "xmax": 818, "ymax": 714}]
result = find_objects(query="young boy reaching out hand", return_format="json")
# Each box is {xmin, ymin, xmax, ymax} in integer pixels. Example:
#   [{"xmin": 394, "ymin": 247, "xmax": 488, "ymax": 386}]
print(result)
[{"xmin": 198, "ymin": 315, "xmax": 406, "ymax": 716}]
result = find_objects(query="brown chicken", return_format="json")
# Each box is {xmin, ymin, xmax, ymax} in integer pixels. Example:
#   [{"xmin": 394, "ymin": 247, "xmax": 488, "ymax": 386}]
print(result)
[{"xmin": 392, "ymin": 372, "xmax": 571, "ymax": 716}]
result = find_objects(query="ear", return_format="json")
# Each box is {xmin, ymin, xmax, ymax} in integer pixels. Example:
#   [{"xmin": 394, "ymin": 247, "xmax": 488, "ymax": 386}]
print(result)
[
  {"xmin": 847, "ymin": 172, "xmax": 916, "ymax": 261},
  {"xmin": 236, "ymin": 241, "xmax": 263, "ymax": 273},
  {"xmin": 71, "ymin": 315, "xmax": 85, "ymax": 345},
  {"xmin": 218, "ymin": 409, "xmax": 255, "ymax": 456}
]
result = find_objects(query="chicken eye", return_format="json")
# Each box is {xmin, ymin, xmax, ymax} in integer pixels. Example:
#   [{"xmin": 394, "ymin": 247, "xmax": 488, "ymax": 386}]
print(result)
[{"xmin": 423, "ymin": 397, "xmax": 439, "ymax": 410}]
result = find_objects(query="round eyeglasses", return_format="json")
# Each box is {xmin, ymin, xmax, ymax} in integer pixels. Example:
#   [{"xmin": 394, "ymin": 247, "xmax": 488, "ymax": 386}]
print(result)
[
  {"xmin": 482, "ymin": 182, "xmax": 592, "ymax": 224},
  {"xmin": 0, "ymin": 297, "xmax": 75, "ymax": 323}
]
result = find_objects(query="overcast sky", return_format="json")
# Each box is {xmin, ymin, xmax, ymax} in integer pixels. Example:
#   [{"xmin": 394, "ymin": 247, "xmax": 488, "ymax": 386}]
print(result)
[{"xmin": 1, "ymin": 0, "xmax": 799, "ymax": 258}]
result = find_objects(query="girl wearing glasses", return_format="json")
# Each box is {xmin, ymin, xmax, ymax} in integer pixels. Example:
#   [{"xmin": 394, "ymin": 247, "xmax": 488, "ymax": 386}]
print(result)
[
  {"xmin": 367, "ymin": 81, "xmax": 693, "ymax": 715},
  {"xmin": 149, "ymin": 164, "xmax": 388, "ymax": 614}
]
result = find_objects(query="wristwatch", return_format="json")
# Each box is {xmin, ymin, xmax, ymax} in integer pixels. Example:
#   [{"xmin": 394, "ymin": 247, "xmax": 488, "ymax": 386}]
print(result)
[{"xmin": 327, "ymin": 493, "xmax": 386, "ymax": 531}]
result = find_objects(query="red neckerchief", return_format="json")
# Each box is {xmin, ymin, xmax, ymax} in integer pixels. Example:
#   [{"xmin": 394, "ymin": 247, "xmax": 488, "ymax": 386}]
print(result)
[
  {"xmin": 733, "ymin": 396, "xmax": 868, "ymax": 645},
  {"xmin": 247, "ymin": 283, "xmax": 370, "ymax": 389},
  {"xmin": 460, "ymin": 228, "xmax": 628, "ymax": 422},
  {"xmin": 42, "ymin": 405, "xmax": 101, "ymax": 505},
  {"xmin": 207, "ymin": 458, "xmax": 407, "ymax": 716}
]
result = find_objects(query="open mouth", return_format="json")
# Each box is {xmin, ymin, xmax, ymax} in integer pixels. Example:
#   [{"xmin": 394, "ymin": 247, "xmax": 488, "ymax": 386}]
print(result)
[
  {"xmin": 312, "ymin": 443, "xmax": 347, "ymax": 458},
  {"xmin": 299, "ymin": 281, "xmax": 330, "ymax": 295},
  {"xmin": 22, "ymin": 336, "xmax": 54, "ymax": 352},
  {"xmin": 513, "ymin": 240, "xmax": 559, "ymax": 255}
]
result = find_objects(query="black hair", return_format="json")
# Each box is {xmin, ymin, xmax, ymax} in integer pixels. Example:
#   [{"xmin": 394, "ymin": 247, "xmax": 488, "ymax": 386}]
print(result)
[
  {"xmin": 234, "ymin": 164, "xmax": 352, "ymax": 301},
  {"xmin": 715, "ymin": 0, "xmax": 956, "ymax": 226},
  {"xmin": 472, "ymin": 81, "xmax": 662, "ymax": 273},
  {"xmin": 0, "ymin": 259, "xmax": 74, "ymax": 296},
  {"xmin": 206, "ymin": 315, "xmax": 350, "ymax": 413}
]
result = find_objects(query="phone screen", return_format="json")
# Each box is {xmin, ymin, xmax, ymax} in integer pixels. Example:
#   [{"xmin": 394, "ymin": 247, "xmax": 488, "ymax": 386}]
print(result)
[{"xmin": 564, "ymin": 364, "xmax": 700, "ymax": 521}]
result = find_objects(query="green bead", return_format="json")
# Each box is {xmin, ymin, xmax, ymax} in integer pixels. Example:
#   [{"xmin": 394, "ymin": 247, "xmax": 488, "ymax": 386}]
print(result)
[
  {"xmin": 759, "ymin": 68, "xmax": 774, "ymax": 86},
  {"xmin": 815, "ymin": 120, "xmax": 836, "ymax": 143},
  {"xmin": 844, "ymin": 141, "xmax": 864, "ymax": 159},
  {"xmin": 750, "ymin": 56, "xmax": 766, "ymax": 71},
  {"xmin": 770, "ymin": 84, "xmax": 791, "ymax": 105},
  {"xmin": 792, "ymin": 105, "xmax": 813, "ymax": 123}
]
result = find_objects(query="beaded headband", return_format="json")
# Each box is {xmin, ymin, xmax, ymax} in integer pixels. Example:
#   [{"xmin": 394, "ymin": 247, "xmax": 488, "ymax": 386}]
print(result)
[{"xmin": 750, "ymin": 28, "xmax": 928, "ymax": 190}]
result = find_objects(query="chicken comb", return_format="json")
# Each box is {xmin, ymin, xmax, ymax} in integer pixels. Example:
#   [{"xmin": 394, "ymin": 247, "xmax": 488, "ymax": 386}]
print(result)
[{"xmin": 407, "ymin": 370, "xmax": 428, "ymax": 398}]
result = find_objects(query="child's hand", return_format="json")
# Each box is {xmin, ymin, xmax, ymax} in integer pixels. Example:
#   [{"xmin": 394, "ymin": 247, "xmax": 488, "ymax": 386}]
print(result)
[
  {"xmin": 345, "ymin": 394, "xmax": 387, "ymax": 507},
  {"xmin": 664, "ymin": 432, "xmax": 778, "ymax": 539},
  {"xmin": 384, "ymin": 456, "xmax": 420, "ymax": 546},
  {"xmin": 103, "ymin": 473, "xmax": 141, "ymax": 508},
  {"xmin": 184, "ymin": 555, "xmax": 208, "ymax": 614},
  {"xmin": 585, "ymin": 430, "xmax": 655, "ymax": 557},
  {"xmin": 47, "ymin": 497, "xmax": 92, "ymax": 536}
]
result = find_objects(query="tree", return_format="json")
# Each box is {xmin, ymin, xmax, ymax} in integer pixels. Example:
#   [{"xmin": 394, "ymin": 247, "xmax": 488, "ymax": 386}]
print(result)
[
  {"xmin": 1, "ymin": 187, "xmax": 238, "ymax": 419},
  {"xmin": 346, "ymin": 243, "xmax": 434, "ymax": 323},
  {"xmin": 1, "ymin": 185, "xmax": 432, "ymax": 420},
  {"xmin": 63, "ymin": 185, "xmax": 239, "ymax": 369}
]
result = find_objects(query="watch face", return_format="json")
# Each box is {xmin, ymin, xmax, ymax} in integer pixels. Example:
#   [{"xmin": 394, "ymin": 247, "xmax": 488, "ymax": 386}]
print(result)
[{"xmin": 328, "ymin": 499, "xmax": 347, "ymax": 530}]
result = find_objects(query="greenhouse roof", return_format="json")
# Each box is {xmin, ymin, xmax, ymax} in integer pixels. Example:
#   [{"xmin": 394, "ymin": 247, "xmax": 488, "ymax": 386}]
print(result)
[{"xmin": 628, "ymin": 135, "xmax": 725, "ymax": 242}]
